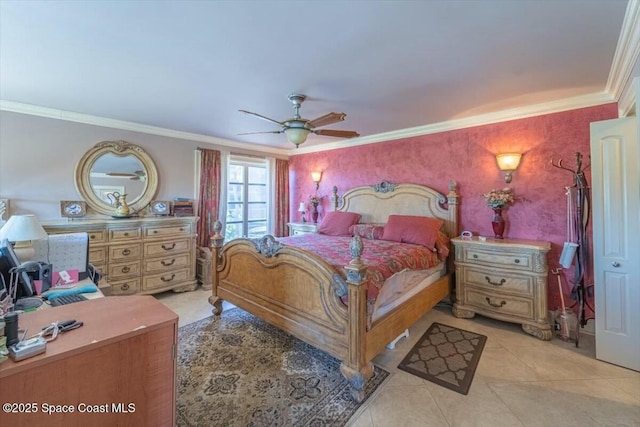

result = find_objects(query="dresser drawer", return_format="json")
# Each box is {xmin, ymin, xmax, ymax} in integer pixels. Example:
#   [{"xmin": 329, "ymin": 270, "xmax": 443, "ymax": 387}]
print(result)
[
  {"xmin": 464, "ymin": 288, "xmax": 534, "ymax": 319},
  {"xmin": 142, "ymin": 268, "xmax": 190, "ymax": 291},
  {"xmin": 144, "ymin": 238, "xmax": 191, "ymax": 257},
  {"xmin": 109, "ymin": 243, "xmax": 143, "ymax": 261},
  {"xmin": 108, "ymin": 260, "xmax": 141, "ymax": 279},
  {"xmin": 89, "ymin": 246, "xmax": 107, "ymax": 264},
  {"xmin": 109, "ymin": 227, "xmax": 142, "ymax": 241},
  {"xmin": 144, "ymin": 223, "xmax": 192, "ymax": 238},
  {"xmin": 88, "ymin": 230, "xmax": 108, "ymax": 244},
  {"xmin": 459, "ymin": 266, "xmax": 534, "ymax": 297},
  {"xmin": 144, "ymin": 253, "xmax": 190, "ymax": 273},
  {"xmin": 462, "ymin": 247, "xmax": 533, "ymax": 271},
  {"xmin": 110, "ymin": 278, "xmax": 140, "ymax": 295}
]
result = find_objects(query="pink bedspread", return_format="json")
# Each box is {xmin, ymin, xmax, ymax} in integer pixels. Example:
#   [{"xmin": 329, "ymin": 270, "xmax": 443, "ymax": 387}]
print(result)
[{"xmin": 279, "ymin": 233, "xmax": 442, "ymax": 316}]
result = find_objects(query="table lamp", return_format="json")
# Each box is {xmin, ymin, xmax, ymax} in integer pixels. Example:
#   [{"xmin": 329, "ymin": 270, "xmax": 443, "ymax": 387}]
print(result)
[
  {"xmin": 0, "ymin": 214, "xmax": 48, "ymax": 261},
  {"xmin": 298, "ymin": 202, "xmax": 307, "ymax": 223}
]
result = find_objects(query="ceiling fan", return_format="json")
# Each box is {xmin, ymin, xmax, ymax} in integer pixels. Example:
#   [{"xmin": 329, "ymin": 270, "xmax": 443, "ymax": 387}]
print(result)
[
  {"xmin": 239, "ymin": 94, "xmax": 360, "ymax": 147},
  {"xmin": 106, "ymin": 170, "xmax": 146, "ymax": 181}
]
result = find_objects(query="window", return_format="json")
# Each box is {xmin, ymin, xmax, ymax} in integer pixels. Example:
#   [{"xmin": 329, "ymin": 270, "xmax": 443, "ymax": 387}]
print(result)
[{"xmin": 225, "ymin": 156, "xmax": 269, "ymax": 240}]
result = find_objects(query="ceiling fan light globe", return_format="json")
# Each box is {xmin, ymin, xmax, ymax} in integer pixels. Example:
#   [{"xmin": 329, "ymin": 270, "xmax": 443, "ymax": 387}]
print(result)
[{"xmin": 284, "ymin": 128, "xmax": 310, "ymax": 147}]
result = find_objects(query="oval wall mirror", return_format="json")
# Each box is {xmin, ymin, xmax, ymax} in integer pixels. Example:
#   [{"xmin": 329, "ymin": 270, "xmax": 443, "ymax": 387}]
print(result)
[{"xmin": 75, "ymin": 140, "xmax": 159, "ymax": 216}]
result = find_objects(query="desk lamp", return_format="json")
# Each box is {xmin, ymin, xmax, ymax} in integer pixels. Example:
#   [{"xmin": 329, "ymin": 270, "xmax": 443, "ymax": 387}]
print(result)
[{"xmin": 0, "ymin": 214, "xmax": 48, "ymax": 261}]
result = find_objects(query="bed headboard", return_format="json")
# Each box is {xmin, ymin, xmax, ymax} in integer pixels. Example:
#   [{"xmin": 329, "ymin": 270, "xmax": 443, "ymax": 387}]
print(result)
[{"xmin": 333, "ymin": 180, "xmax": 460, "ymax": 239}]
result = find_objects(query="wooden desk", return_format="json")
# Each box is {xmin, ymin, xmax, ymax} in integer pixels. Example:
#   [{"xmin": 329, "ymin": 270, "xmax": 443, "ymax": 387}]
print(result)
[{"xmin": 0, "ymin": 296, "xmax": 177, "ymax": 427}]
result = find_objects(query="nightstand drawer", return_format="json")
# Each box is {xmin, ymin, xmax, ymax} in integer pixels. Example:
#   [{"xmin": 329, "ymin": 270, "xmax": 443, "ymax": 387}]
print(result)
[
  {"xmin": 108, "ymin": 260, "xmax": 141, "ymax": 279},
  {"xmin": 463, "ymin": 247, "xmax": 533, "ymax": 271},
  {"xmin": 465, "ymin": 288, "xmax": 534, "ymax": 319},
  {"xmin": 460, "ymin": 266, "xmax": 534, "ymax": 297}
]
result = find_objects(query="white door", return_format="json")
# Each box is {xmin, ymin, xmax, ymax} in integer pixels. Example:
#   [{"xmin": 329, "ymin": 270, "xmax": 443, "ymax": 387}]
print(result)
[{"xmin": 590, "ymin": 116, "xmax": 639, "ymax": 371}]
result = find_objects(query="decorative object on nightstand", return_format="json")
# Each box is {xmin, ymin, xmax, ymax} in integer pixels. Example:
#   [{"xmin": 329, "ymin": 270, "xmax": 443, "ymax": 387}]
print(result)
[
  {"xmin": 0, "ymin": 199, "xmax": 8, "ymax": 222},
  {"xmin": 496, "ymin": 153, "xmax": 522, "ymax": 183},
  {"xmin": 308, "ymin": 194, "xmax": 322, "ymax": 223},
  {"xmin": 483, "ymin": 187, "xmax": 516, "ymax": 239},
  {"xmin": 287, "ymin": 222, "xmax": 318, "ymax": 236},
  {"xmin": 451, "ymin": 236, "xmax": 552, "ymax": 340},
  {"xmin": 60, "ymin": 200, "xmax": 87, "ymax": 219},
  {"xmin": 298, "ymin": 202, "xmax": 307, "ymax": 223},
  {"xmin": 150, "ymin": 200, "xmax": 171, "ymax": 216}
]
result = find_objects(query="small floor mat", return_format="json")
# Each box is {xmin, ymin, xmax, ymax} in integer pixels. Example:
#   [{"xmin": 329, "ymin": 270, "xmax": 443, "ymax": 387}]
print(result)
[{"xmin": 397, "ymin": 322, "xmax": 487, "ymax": 395}]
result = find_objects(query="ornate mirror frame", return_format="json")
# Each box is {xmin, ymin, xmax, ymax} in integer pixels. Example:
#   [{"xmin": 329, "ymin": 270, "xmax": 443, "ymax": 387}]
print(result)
[{"xmin": 75, "ymin": 140, "xmax": 159, "ymax": 216}]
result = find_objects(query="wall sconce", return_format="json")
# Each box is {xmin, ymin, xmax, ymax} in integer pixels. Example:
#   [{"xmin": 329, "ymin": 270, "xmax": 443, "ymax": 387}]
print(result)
[
  {"xmin": 496, "ymin": 153, "xmax": 522, "ymax": 183},
  {"xmin": 0, "ymin": 214, "xmax": 48, "ymax": 261},
  {"xmin": 311, "ymin": 171, "xmax": 322, "ymax": 190}
]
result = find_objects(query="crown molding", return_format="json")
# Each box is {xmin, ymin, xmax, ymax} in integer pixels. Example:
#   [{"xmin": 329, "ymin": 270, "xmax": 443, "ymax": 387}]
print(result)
[
  {"xmin": 0, "ymin": 100, "xmax": 289, "ymax": 157},
  {"xmin": 291, "ymin": 91, "xmax": 614, "ymax": 155},
  {"xmin": 606, "ymin": 0, "xmax": 640, "ymax": 101},
  {"xmin": 619, "ymin": 76, "xmax": 638, "ymax": 117}
]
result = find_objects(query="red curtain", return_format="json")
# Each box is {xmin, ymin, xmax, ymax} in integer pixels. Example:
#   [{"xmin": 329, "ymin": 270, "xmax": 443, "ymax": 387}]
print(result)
[
  {"xmin": 197, "ymin": 149, "xmax": 221, "ymax": 248},
  {"xmin": 274, "ymin": 159, "xmax": 289, "ymax": 237}
]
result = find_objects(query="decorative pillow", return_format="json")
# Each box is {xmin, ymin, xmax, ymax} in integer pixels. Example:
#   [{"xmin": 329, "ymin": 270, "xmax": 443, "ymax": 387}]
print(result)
[
  {"xmin": 381, "ymin": 215, "xmax": 444, "ymax": 250},
  {"xmin": 348, "ymin": 223, "xmax": 385, "ymax": 240},
  {"xmin": 317, "ymin": 211, "xmax": 362, "ymax": 236},
  {"xmin": 434, "ymin": 231, "xmax": 451, "ymax": 260}
]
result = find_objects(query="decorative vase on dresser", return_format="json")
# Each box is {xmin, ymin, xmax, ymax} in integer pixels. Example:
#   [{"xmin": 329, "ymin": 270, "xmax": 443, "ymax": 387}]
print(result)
[
  {"xmin": 451, "ymin": 236, "xmax": 552, "ymax": 340},
  {"xmin": 43, "ymin": 216, "xmax": 199, "ymax": 295},
  {"xmin": 491, "ymin": 208, "xmax": 505, "ymax": 239}
]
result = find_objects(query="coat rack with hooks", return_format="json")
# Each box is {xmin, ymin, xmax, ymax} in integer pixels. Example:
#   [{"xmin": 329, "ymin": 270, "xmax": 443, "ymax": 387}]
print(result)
[{"xmin": 550, "ymin": 151, "xmax": 593, "ymax": 347}]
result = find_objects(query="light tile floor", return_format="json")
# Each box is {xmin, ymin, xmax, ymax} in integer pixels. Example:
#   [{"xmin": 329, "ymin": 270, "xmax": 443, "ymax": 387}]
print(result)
[{"xmin": 155, "ymin": 288, "xmax": 640, "ymax": 427}]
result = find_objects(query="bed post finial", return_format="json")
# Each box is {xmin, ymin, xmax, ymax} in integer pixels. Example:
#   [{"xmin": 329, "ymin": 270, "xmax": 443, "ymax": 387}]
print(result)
[
  {"xmin": 332, "ymin": 185, "xmax": 339, "ymax": 210},
  {"xmin": 209, "ymin": 220, "xmax": 225, "ymax": 315},
  {"xmin": 211, "ymin": 220, "xmax": 224, "ymax": 249}
]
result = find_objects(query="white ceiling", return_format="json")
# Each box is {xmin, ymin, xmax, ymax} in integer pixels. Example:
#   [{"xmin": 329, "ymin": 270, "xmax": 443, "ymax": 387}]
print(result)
[{"xmin": 0, "ymin": 1, "xmax": 633, "ymax": 154}]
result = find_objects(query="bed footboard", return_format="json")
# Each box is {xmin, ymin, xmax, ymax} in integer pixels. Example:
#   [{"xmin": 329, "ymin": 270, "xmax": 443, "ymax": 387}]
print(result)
[{"xmin": 209, "ymin": 222, "xmax": 373, "ymax": 401}]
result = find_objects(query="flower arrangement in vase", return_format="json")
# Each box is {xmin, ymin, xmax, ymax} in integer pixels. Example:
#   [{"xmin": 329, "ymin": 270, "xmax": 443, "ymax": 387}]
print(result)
[
  {"xmin": 482, "ymin": 187, "xmax": 516, "ymax": 239},
  {"xmin": 308, "ymin": 194, "xmax": 324, "ymax": 223}
]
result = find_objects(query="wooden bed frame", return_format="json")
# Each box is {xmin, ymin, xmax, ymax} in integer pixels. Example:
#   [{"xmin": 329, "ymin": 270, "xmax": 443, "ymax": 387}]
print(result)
[{"xmin": 209, "ymin": 180, "xmax": 460, "ymax": 401}]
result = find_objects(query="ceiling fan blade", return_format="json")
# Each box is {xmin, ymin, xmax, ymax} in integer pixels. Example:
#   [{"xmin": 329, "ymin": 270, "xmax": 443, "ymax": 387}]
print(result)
[
  {"xmin": 306, "ymin": 112, "xmax": 346, "ymax": 129},
  {"xmin": 106, "ymin": 172, "xmax": 136, "ymax": 177},
  {"xmin": 239, "ymin": 110, "xmax": 283, "ymax": 126},
  {"xmin": 314, "ymin": 129, "xmax": 360, "ymax": 138},
  {"xmin": 237, "ymin": 130, "xmax": 284, "ymax": 136}
]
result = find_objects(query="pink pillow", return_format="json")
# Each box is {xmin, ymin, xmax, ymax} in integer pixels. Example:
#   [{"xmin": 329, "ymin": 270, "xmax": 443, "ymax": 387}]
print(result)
[
  {"xmin": 349, "ymin": 224, "xmax": 385, "ymax": 240},
  {"xmin": 318, "ymin": 211, "xmax": 362, "ymax": 236},
  {"xmin": 381, "ymin": 215, "xmax": 444, "ymax": 250}
]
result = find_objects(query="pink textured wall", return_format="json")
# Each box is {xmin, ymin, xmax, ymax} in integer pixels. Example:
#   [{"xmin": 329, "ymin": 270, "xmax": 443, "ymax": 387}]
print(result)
[{"xmin": 290, "ymin": 104, "xmax": 618, "ymax": 314}]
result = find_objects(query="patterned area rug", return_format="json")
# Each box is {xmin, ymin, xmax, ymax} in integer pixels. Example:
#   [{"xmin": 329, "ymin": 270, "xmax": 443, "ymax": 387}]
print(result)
[
  {"xmin": 176, "ymin": 308, "xmax": 389, "ymax": 426},
  {"xmin": 397, "ymin": 322, "xmax": 487, "ymax": 395}
]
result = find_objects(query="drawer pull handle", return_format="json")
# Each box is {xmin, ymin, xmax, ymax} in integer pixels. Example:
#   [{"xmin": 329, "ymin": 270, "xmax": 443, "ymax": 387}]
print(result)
[
  {"xmin": 180, "ymin": 228, "xmax": 184, "ymax": 231},
  {"xmin": 514, "ymin": 259, "xmax": 520, "ymax": 264},
  {"xmin": 122, "ymin": 249, "xmax": 131, "ymax": 256},
  {"xmin": 162, "ymin": 243, "xmax": 176, "ymax": 250},
  {"xmin": 473, "ymin": 254, "xmax": 478, "ymax": 259},
  {"xmin": 611, "ymin": 261, "xmax": 620, "ymax": 267},
  {"xmin": 90, "ymin": 235, "xmax": 96, "ymax": 240},
  {"xmin": 153, "ymin": 230, "xmax": 158, "ymax": 234},
  {"xmin": 485, "ymin": 297, "xmax": 506, "ymax": 308},
  {"xmin": 124, "ymin": 232, "xmax": 129, "ymax": 236},
  {"xmin": 161, "ymin": 259, "xmax": 176, "ymax": 266},
  {"xmin": 121, "ymin": 266, "xmax": 131, "ymax": 274},
  {"xmin": 161, "ymin": 274, "xmax": 176, "ymax": 282},
  {"xmin": 121, "ymin": 283, "xmax": 129, "ymax": 291},
  {"xmin": 485, "ymin": 276, "xmax": 506, "ymax": 287}
]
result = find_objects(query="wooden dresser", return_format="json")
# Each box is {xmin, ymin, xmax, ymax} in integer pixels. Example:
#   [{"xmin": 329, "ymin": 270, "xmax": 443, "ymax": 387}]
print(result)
[
  {"xmin": 451, "ymin": 236, "xmax": 552, "ymax": 340},
  {"xmin": 0, "ymin": 296, "xmax": 177, "ymax": 427},
  {"xmin": 42, "ymin": 216, "xmax": 198, "ymax": 295}
]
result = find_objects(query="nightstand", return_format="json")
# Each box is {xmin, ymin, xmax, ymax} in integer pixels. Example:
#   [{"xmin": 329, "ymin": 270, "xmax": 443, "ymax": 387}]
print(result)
[
  {"xmin": 451, "ymin": 236, "xmax": 552, "ymax": 340},
  {"xmin": 287, "ymin": 222, "xmax": 318, "ymax": 236}
]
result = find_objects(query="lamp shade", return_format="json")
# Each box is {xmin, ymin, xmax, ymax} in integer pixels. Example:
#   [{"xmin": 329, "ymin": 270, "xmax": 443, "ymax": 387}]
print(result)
[
  {"xmin": 311, "ymin": 171, "xmax": 322, "ymax": 183},
  {"xmin": 0, "ymin": 214, "xmax": 48, "ymax": 242},
  {"xmin": 298, "ymin": 202, "xmax": 306, "ymax": 212},
  {"xmin": 496, "ymin": 153, "xmax": 522, "ymax": 171},
  {"xmin": 284, "ymin": 128, "xmax": 310, "ymax": 147}
]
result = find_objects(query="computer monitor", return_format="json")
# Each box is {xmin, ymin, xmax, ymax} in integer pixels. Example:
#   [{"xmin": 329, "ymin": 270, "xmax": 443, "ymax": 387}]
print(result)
[{"xmin": 0, "ymin": 238, "xmax": 35, "ymax": 300}]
